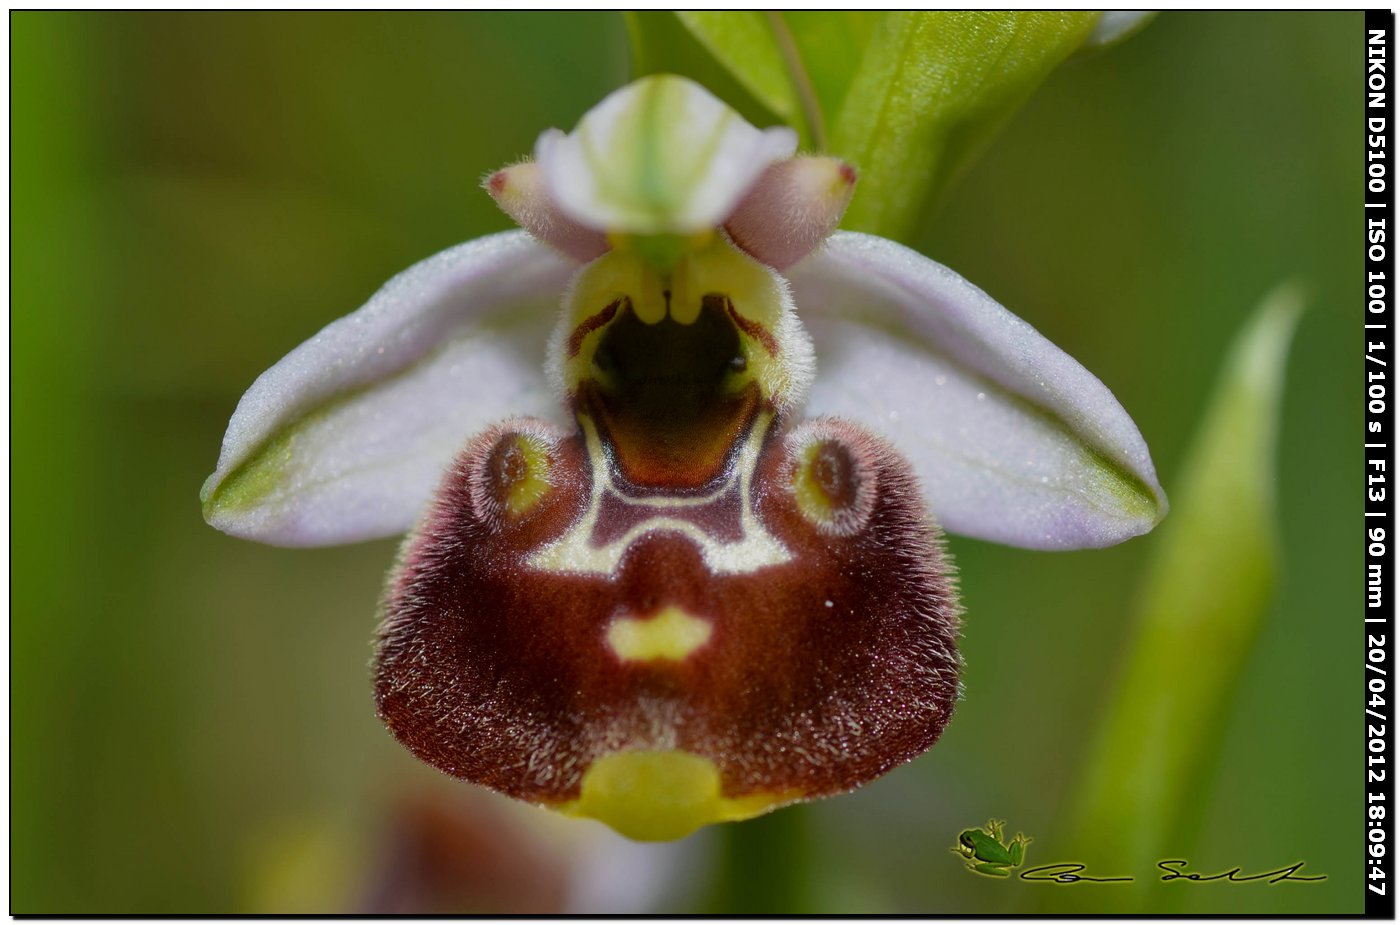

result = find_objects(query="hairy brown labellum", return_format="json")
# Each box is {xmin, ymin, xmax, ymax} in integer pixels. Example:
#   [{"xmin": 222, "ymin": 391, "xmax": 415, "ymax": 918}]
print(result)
[{"xmin": 375, "ymin": 243, "xmax": 961, "ymax": 841}]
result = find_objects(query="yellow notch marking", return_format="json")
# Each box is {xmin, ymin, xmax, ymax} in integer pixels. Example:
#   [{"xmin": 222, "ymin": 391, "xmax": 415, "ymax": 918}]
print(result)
[
  {"xmin": 561, "ymin": 749, "xmax": 790, "ymax": 841},
  {"xmin": 793, "ymin": 440, "xmax": 837, "ymax": 526},
  {"xmin": 607, "ymin": 606, "xmax": 712, "ymax": 662},
  {"xmin": 502, "ymin": 435, "xmax": 552, "ymax": 516}
]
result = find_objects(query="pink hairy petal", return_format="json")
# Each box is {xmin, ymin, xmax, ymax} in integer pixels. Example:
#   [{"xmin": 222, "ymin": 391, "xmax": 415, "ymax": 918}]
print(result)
[
  {"xmin": 486, "ymin": 163, "xmax": 610, "ymax": 263},
  {"xmin": 725, "ymin": 157, "xmax": 857, "ymax": 271}
]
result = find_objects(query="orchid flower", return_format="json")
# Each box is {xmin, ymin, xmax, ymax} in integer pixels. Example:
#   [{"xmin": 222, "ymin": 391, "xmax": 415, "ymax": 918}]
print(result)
[{"xmin": 202, "ymin": 75, "xmax": 1166, "ymax": 842}]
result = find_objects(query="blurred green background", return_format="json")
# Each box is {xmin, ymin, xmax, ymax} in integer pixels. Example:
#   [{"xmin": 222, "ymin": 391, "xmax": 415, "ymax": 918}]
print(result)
[{"xmin": 12, "ymin": 11, "xmax": 1359, "ymax": 913}]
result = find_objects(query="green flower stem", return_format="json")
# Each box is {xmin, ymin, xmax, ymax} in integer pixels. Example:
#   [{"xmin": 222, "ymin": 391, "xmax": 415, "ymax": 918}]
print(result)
[
  {"xmin": 703, "ymin": 805, "xmax": 815, "ymax": 914},
  {"xmin": 762, "ymin": 12, "xmax": 827, "ymax": 151}
]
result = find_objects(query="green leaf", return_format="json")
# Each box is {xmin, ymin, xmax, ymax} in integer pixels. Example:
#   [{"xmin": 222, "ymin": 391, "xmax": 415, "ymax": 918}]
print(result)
[
  {"xmin": 641, "ymin": 12, "xmax": 1137, "ymax": 243},
  {"xmin": 831, "ymin": 11, "xmax": 1099, "ymax": 241},
  {"xmin": 674, "ymin": 12, "xmax": 804, "ymax": 138},
  {"xmin": 632, "ymin": 12, "xmax": 882, "ymax": 151},
  {"xmin": 1054, "ymin": 284, "xmax": 1305, "ymax": 908},
  {"xmin": 624, "ymin": 12, "xmax": 786, "ymax": 142},
  {"xmin": 774, "ymin": 12, "xmax": 881, "ymax": 141},
  {"xmin": 675, "ymin": 12, "xmax": 884, "ymax": 152}
]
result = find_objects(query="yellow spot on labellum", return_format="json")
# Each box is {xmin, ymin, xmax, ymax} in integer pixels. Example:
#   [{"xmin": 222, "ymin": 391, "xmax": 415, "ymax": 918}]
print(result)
[
  {"xmin": 562, "ymin": 749, "xmax": 789, "ymax": 841},
  {"xmin": 793, "ymin": 438, "xmax": 864, "ymax": 534},
  {"xmin": 490, "ymin": 433, "xmax": 552, "ymax": 517},
  {"xmin": 607, "ymin": 606, "xmax": 711, "ymax": 662}
]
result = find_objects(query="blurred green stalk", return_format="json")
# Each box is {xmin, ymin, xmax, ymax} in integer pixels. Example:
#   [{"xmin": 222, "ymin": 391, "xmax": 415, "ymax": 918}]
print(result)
[
  {"xmin": 703, "ymin": 805, "xmax": 815, "ymax": 914},
  {"xmin": 1051, "ymin": 284, "xmax": 1305, "ymax": 911},
  {"xmin": 12, "ymin": 12, "xmax": 106, "ymax": 911}
]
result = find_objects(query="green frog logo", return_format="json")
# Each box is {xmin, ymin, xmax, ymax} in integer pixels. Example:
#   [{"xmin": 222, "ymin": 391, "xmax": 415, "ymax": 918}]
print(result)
[{"xmin": 953, "ymin": 819, "xmax": 1032, "ymax": 878}]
